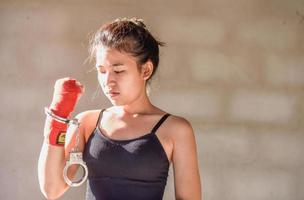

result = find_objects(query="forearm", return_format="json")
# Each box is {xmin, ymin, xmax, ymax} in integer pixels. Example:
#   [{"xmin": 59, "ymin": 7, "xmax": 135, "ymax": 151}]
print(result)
[
  {"xmin": 38, "ymin": 140, "xmax": 68, "ymax": 199},
  {"xmin": 38, "ymin": 78, "xmax": 83, "ymax": 199}
]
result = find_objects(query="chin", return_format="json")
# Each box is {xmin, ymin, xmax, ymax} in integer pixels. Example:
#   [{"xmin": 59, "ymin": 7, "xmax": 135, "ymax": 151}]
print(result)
[
  {"xmin": 108, "ymin": 98, "xmax": 123, "ymax": 106},
  {"xmin": 110, "ymin": 102, "xmax": 120, "ymax": 106},
  {"xmin": 109, "ymin": 97, "xmax": 134, "ymax": 107}
]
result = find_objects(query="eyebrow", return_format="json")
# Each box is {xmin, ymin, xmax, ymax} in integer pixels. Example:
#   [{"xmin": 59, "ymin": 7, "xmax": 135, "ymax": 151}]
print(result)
[
  {"xmin": 96, "ymin": 63, "xmax": 123, "ymax": 68},
  {"xmin": 112, "ymin": 63, "xmax": 123, "ymax": 67}
]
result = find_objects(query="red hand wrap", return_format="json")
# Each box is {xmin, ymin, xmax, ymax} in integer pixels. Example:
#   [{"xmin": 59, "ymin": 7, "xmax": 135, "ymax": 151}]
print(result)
[{"xmin": 45, "ymin": 78, "xmax": 83, "ymax": 146}]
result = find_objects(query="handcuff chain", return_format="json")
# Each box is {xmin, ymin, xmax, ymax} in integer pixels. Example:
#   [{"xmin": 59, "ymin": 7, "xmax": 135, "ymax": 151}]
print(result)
[
  {"xmin": 75, "ymin": 125, "xmax": 79, "ymax": 152},
  {"xmin": 69, "ymin": 119, "xmax": 80, "ymax": 152}
]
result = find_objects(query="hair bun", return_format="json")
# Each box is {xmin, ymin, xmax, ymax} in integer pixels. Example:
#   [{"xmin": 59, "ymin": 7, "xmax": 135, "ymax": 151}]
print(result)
[
  {"xmin": 129, "ymin": 17, "xmax": 147, "ymax": 29},
  {"xmin": 114, "ymin": 17, "xmax": 147, "ymax": 29}
]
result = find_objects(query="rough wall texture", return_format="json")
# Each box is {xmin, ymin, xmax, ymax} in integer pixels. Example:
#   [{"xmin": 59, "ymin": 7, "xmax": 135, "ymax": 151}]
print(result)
[{"xmin": 0, "ymin": 0, "xmax": 303, "ymax": 199}]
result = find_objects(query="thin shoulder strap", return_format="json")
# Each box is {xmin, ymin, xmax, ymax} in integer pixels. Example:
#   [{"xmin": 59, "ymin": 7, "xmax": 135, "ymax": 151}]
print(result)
[
  {"xmin": 151, "ymin": 113, "xmax": 171, "ymax": 134},
  {"xmin": 95, "ymin": 108, "xmax": 106, "ymax": 127}
]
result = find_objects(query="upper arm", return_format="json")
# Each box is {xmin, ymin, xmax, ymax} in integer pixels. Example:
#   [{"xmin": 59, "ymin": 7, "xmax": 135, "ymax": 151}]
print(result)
[{"xmin": 171, "ymin": 117, "xmax": 202, "ymax": 200}]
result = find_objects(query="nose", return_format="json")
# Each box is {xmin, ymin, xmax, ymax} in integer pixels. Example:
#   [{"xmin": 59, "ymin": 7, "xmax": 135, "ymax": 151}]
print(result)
[{"xmin": 99, "ymin": 70, "xmax": 116, "ymax": 87}]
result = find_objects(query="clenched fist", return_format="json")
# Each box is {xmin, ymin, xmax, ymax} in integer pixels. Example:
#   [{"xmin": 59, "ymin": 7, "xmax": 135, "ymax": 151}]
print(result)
[
  {"xmin": 45, "ymin": 77, "xmax": 84, "ymax": 146},
  {"xmin": 49, "ymin": 77, "xmax": 84, "ymax": 118}
]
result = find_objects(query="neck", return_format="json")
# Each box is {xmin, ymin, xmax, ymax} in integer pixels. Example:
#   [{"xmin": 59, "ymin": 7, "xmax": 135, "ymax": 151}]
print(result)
[{"xmin": 111, "ymin": 90, "xmax": 156, "ymax": 118}]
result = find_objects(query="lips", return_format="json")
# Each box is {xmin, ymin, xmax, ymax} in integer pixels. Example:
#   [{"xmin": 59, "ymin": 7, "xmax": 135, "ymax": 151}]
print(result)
[{"xmin": 108, "ymin": 91, "xmax": 120, "ymax": 97}]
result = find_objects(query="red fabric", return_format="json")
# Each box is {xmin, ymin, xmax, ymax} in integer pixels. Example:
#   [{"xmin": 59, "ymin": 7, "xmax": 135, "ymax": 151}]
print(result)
[
  {"xmin": 44, "ymin": 118, "xmax": 68, "ymax": 146},
  {"xmin": 45, "ymin": 77, "xmax": 83, "ymax": 146},
  {"xmin": 49, "ymin": 78, "xmax": 83, "ymax": 118}
]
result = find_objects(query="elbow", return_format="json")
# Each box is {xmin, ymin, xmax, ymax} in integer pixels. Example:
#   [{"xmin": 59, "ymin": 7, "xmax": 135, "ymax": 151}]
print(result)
[
  {"xmin": 40, "ymin": 183, "xmax": 67, "ymax": 200},
  {"xmin": 40, "ymin": 189, "xmax": 58, "ymax": 200},
  {"xmin": 42, "ymin": 191, "xmax": 59, "ymax": 200},
  {"xmin": 176, "ymin": 197, "xmax": 201, "ymax": 200},
  {"xmin": 175, "ymin": 192, "xmax": 202, "ymax": 200},
  {"xmin": 38, "ymin": 172, "xmax": 68, "ymax": 199}
]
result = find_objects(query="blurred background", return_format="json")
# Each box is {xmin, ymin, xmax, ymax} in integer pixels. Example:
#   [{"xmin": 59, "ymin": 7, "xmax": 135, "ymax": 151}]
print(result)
[{"xmin": 0, "ymin": 0, "xmax": 303, "ymax": 199}]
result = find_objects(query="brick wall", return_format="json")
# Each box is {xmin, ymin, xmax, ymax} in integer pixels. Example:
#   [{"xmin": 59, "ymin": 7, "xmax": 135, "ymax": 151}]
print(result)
[{"xmin": 0, "ymin": 0, "xmax": 303, "ymax": 199}]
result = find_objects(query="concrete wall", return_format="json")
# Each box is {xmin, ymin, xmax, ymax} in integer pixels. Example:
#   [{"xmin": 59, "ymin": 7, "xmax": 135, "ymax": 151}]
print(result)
[{"xmin": 0, "ymin": 0, "xmax": 303, "ymax": 199}]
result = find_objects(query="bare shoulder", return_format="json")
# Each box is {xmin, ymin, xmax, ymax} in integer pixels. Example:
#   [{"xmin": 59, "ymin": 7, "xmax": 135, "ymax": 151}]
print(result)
[{"xmin": 165, "ymin": 114, "xmax": 195, "ymax": 141}]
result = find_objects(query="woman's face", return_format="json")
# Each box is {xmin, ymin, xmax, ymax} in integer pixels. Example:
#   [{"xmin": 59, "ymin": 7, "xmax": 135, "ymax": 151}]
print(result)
[{"xmin": 95, "ymin": 46, "xmax": 146, "ymax": 106}]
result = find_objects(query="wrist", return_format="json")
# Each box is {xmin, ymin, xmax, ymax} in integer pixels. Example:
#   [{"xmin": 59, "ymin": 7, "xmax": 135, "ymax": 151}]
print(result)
[
  {"xmin": 49, "ymin": 106, "xmax": 73, "ymax": 119},
  {"xmin": 44, "ymin": 107, "xmax": 69, "ymax": 147}
]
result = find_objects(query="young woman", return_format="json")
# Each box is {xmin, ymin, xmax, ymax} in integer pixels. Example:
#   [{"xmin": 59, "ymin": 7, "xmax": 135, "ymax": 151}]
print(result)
[{"xmin": 38, "ymin": 18, "xmax": 201, "ymax": 200}]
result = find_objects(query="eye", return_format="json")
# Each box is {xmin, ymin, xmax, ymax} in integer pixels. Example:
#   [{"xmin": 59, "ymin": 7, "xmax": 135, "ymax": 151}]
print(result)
[
  {"xmin": 95, "ymin": 66, "xmax": 105, "ymax": 73},
  {"xmin": 98, "ymin": 69, "xmax": 106, "ymax": 74},
  {"xmin": 97, "ymin": 68, "xmax": 107, "ymax": 74},
  {"xmin": 114, "ymin": 70, "xmax": 124, "ymax": 74}
]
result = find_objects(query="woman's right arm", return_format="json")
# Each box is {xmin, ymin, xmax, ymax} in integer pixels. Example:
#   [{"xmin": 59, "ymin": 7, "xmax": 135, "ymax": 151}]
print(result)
[{"xmin": 37, "ymin": 78, "xmax": 84, "ymax": 199}]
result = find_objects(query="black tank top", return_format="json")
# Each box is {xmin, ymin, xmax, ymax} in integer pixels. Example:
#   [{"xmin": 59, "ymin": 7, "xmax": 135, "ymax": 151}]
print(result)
[{"xmin": 83, "ymin": 109, "xmax": 171, "ymax": 200}]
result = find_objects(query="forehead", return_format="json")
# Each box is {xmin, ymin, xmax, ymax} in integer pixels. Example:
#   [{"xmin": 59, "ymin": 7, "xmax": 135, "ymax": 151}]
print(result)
[{"xmin": 95, "ymin": 46, "xmax": 135, "ymax": 63}]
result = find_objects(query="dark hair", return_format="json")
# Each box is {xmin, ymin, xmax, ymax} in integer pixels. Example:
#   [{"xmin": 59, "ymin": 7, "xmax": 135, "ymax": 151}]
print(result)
[{"xmin": 89, "ymin": 17, "xmax": 165, "ymax": 84}]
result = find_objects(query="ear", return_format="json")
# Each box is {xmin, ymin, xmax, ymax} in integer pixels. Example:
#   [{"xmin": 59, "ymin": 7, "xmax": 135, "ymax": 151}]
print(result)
[{"xmin": 141, "ymin": 60, "xmax": 154, "ymax": 81}]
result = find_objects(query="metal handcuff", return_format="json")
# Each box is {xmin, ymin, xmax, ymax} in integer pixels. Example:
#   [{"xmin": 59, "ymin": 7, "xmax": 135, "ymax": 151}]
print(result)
[{"xmin": 44, "ymin": 107, "xmax": 88, "ymax": 187}]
